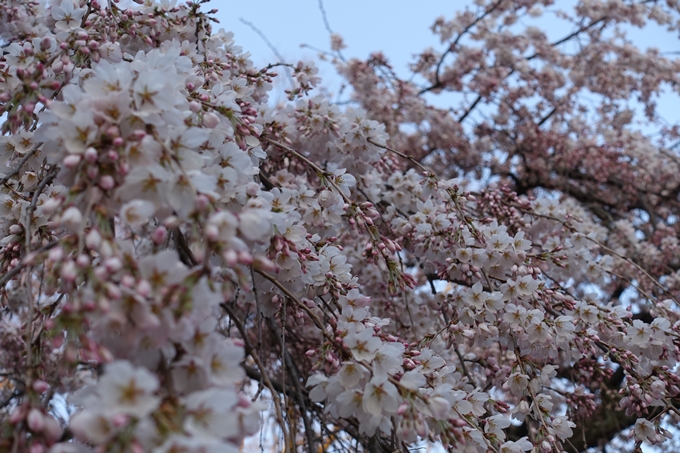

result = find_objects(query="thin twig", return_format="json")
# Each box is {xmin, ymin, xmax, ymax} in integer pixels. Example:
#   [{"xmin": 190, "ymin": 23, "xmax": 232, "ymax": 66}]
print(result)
[
  {"xmin": 221, "ymin": 302, "xmax": 292, "ymax": 451},
  {"xmin": 0, "ymin": 240, "xmax": 60, "ymax": 287},
  {"xmin": 267, "ymin": 317, "xmax": 316, "ymax": 453},
  {"xmin": 261, "ymin": 137, "xmax": 352, "ymax": 204},
  {"xmin": 0, "ymin": 143, "xmax": 42, "ymax": 186},
  {"xmin": 239, "ymin": 18, "xmax": 294, "ymax": 87},
  {"xmin": 25, "ymin": 166, "xmax": 58, "ymax": 254},
  {"xmin": 316, "ymin": 0, "xmax": 345, "ymax": 61}
]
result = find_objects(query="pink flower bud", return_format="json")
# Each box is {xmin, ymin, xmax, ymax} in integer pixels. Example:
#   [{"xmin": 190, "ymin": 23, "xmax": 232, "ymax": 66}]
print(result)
[
  {"xmin": 99, "ymin": 175, "xmax": 115, "ymax": 190},
  {"xmin": 119, "ymin": 274, "xmax": 134, "ymax": 288},
  {"xmin": 63, "ymin": 154, "xmax": 82, "ymax": 168},
  {"xmin": 111, "ymin": 413, "xmax": 129, "ymax": 428},
  {"xmin": 205, "ymin": 224, "xmax": 219, "ymax": 241},
  {"xmin": 253, "ymin": 255, "xmax": 276, "ymax": 271},
  {"xmin": 223, "ymin": 249, "xmax": 238, "ymax": 266},
  {"xmin": 415, "ymin": 418, "xmax": 427, "ymax": 438},
  {"xmin": 151, "ymin": 226, "xmax": 167, "ymax": 244},
  {"xmin": 246, "ymin": 182, "xmax": 260, "ymax": 196},
  {"xmin": 86, "ymin": 229, "xmax": 102, "ymax": 250},
  {"xmin": 196, "ymin": 194, "xmax": 210, "ymax": 210},
  {"xmin": 97, "ymin": 298, "xmax": 110, "ymax": 313},
  {"xmin": 84, "ymin": 147, "xmax": 98, "ymax": 163},
  {"xmin": 9, "ymin": 405, "xmax": 26, "ymax": 424},
  {"xmin": 130, "ymin": 442, "xmax": 144, "ymax": 453},
  {"xmin": 48, "ymin": 247, "xmax": 64, "ymax": 263},
  {"xmin": 40, "ymin": 198, "xmax": 61, "ymax": 215},
  {"xmin": 32, "ymin": 380, "xmax": 49, "ymax": 393},
  {"xmin": 61, "ymin": 261, "xmax": 78, "ymax": 282},
  {"xmin": 163, "ymin": 216, "xmax": 180, "ymax": 228},
  {"xmin": 202, "ymin": 111, "xmax": 220, "ymax": 128},
  {"xmin": 76, "ymin": 254, "xmax": 90, "ymax": 268},
  {"xmin": 27, "ymin": 408, "xmax": 45, "ymax": 432},
  {"xmin": 136, "ymin": 279, "xmax": 151, "ymax": 298},
  {"xmin": 106, "ymin": 283, "xmax": 121, "ymax": 300},
  {"xmin": 41, "ymin": 37, "xmax": 52, "ymax": 51},
  {"xmin": 233, "ymin": 394, "xmax": 251, "ymax": 409},
  {"xmin": 104, "ymin": 257, "xmax": 122, "ymax": 273},
  {"xmin": 52, "ymin": 60, "xmax": 64, "ymax": 73},
  {"xmin": 238, "ymin": 250, "xmax": 253, "ymax": 265}
]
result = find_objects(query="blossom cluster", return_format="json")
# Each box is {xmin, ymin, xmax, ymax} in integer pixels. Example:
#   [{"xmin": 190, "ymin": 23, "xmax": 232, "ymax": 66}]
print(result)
[{"xmin": 1, "ymin": 1, "xmax": 680, "ymax": 453}]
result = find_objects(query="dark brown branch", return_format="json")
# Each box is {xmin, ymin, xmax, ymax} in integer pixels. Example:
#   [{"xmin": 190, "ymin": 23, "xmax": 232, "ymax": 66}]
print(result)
[
  {"xmin": 266, "ymin": 317, "xmax": 316, "ymax": 453},
  {"xmin": 458, "ymin": 94, "xmax": 483, "ymax": 123},
  {"xmin": 419, "ymin": 0, "xmax": 505, "ymax": 95},
  {"xmin": 0, "ymin": 143, "xmax": 42, "ymax": 187},
  {"xmin": 172, "ymin": 227, "xmax": 197, "ymax": 267},
  {"xmin": 0, "ymin": 240, "xmax": 60, "ymax": 287}
]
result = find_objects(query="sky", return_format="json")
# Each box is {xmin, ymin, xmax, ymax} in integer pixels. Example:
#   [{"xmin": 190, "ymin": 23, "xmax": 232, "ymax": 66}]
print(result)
[{"xmin": 217, "ymin": 0, "xmax": 455, "ymax": 83}]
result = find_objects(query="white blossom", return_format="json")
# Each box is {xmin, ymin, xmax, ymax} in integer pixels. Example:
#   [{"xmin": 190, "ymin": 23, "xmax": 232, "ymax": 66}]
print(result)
[{"xmin": 97, "ymin": 361, "xmax": 160, "ymax": 418}]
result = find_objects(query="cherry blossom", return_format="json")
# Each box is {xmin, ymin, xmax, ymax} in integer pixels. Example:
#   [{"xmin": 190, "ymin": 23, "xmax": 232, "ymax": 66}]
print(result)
[{"xmin": 1, "ymin": 0, "xmax": 680, "ymax": 452}]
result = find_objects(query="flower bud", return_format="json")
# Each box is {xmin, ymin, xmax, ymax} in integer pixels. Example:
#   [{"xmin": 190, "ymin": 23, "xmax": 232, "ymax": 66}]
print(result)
[
  {"xmin": 104, "ymin": 257, "xmax": 122, "ymax": 273},
  {"xmin": 163, "ymin": 216, "xmax": 180, "ymax": 228},
  {"xmin": 60, "ymin": 207, "xmax": 83, "ymax": 231},
  {"xmin": 205, "ymin": 224, "xmax": 219, "ymax": 241},
  {"xmin": 223, "ymin": 249, "xmax": 238, "ymax": 266},
  {"xmin": 202, "ymin": 111, "xmax": 220, "ymax": 128},
  {"xmin": 111, "ymin": 413, "xmax": 129, "ymax": 428},
  {"xmin": 32, "ymin": 380, "xmax": 49, "ymax": 393},
  {"xmin": 9, "ymin": 405, "xmax": 26, "ymax": 424},
  {"xmin": 106, "ymin": 283, "xmax": 121, "ymax": 300},
  {"xmin": 86, "ymin": 229, "xmax": 102, "ymax": 250},
  {"xmin": 246, "ymin": 182, "xmax": 260, "ymax": 196},
  {"xmin": 27, "ymin": 408, "xmax": 45, "ymax": 432},
  {"xmin": 63, "ymin": 154, "xmax": 82, "ymax": 168},
  {"xmin": 137, "ymin": 279, "xmax": 151, "ymax": 298},
  {"xmin": 84, "ymin": 147, "xmax": 98, "ymax": 163},
  {"xmin": 61, "ymin": 261, "xmax": 78, "ymax": 282},
  {"xmin": 40, "ymin": 198, "xmax": 61, "ymax": 215},
  {"xmin": 41, "ymin": 37, "xmax": 52, "ymax": 51},
  {"xmin": 76, "ymin": 254, "xmax": 90, "ymax": 268},
  {"xmin": 99, "ymin": 175, "xmax": 115, "ymax": 190},
  {"xmin": 151, "ymin": 226, "xmax": 167, "ymax": 244},
  {"xmin": 238, "ymin": 250, "xmax": 253, "ymax": 265},
  {"xmin": 253, "ymin": 255, "xmax": 276, "ymax": 271}
]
